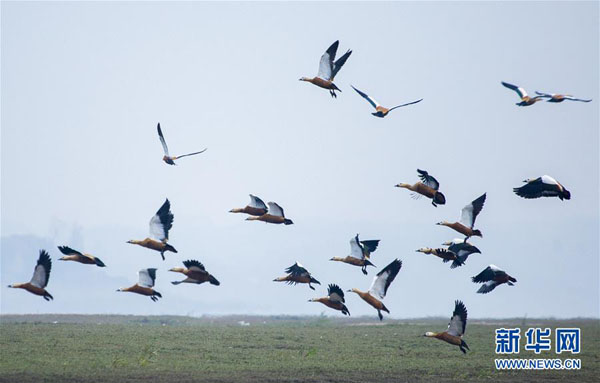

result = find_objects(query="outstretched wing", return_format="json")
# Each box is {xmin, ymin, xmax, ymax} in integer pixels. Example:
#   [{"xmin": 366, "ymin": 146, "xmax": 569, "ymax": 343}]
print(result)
[
  {"xmin": 57, "ymin": 246, "xmax": 83, "ymax": 257},
  {"xmin": 327, "ymin": 283, "xmax": 345, "ymax": 303},
  {"xmin": 417, "ymin": 169, "xmax": 440, "ymax": 190},
  {"xmin": 174, "ymin": 148, "xmax": 207, "ymax": 159},
  {"xmin": 267, "ymin": 202, "xmax": 285, "ymax": 217},
  {"xmin": 30, "ymin": 250, "xmax": 52, "ymax": 288},
  {"xmin": 534, "ymin": 91, "xmax": 554, "ymax": 98},
  {"xmin": 351, "ymin": 85, "xmax": 379, "ymax": 109},
  {"xmin": 502, "ymin": 81, "xmax": 528, "ymax": 99},
  {"xmin": 369, "ymin": 259, "xmax": 402, "ymax": 299},
  {"xmin": 149, "ymin": 199, "xmax": 174, "ymax": 241},
  {"xmin": 331, "ymin": 49, "xmax": 352, "ymax": 80},
  {"xmin": 388, "ymin": 98, "xmax": 423, "ymax": 112},
  {"xmin": 317, "ymin": 41, "xmax": 338, "ymax": 80},
  {"xmin": 138, "ymin": 268, "xmax": 157, "ymax": 288},
  {"xmin": 157, "ymin": 123, "xmax": 169, "ymax": 156},
  {"xmin": 285, "ymin": 262, "xmax": 309, "ymax": 277},
  {"xmin": 459, "ymin": 193, "xmax": 486, "ymax": 228},
  {"xmin": 248, "ymin": 194, "xmax": 267, "ymax": 210},
  {"xmin": 360, "ymin": 239, "xmax": 380, "ymax": 258},
  {"xmin": 183, "ymin": 260, "xmax": 206, "ymax": 272},
  {"xmin": 513, "ymin": 177, "xmax": 560, "ymax": 199},
  {"xmin": 564, "ymin": 95, "xmax": 592, "ymax": 102},
  {"xmin": 472, "ymin": 265, "xmax": 504, "ymax": 283},
  {"xmin": 446, "ymin": 300, "xmax": 467, "ymax": 336},
  {"xmin": 348, "ymin": 234, "xmax": 365, "ymax": 260}
]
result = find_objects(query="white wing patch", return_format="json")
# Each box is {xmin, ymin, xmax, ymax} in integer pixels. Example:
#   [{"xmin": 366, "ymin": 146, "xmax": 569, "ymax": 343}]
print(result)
[
  {"xmin": 30, "ymin": 264, "xmax": 48, "ymax": 288},
  {"xmin": 368, "ymin": 272, "xmax": 387, "ymax": 299},
  {"xmin": 447, "ymin": 314, "xmax": 464, "ymax": 337},
  {"xmin": 541, "ymin": 175, "xmax": 558, "ymax": 186},
  {"xmin": 149, "ymin": 214, "xmax": 167, "ymax": 241},
  {"xmin": 249, "ymin": 194, "xmax": 267, "ymax": 210},
  {"xmin": 348, "ymin": 236, "xmax": 364, "ymax": 260},
  {"xmin": 138, "ymin": 269, "xmax": 156, "ymax": 288},
  {"xmin": 317, "ymin": 51, "xmax": 333, "ymax": 80},
  {"xmin": 459, "ymin": 203, "xmax": 475, "ymax": 228},
  {"xmin": 267, "ymin": 202, "xmax": 285, "ymax": 217}
]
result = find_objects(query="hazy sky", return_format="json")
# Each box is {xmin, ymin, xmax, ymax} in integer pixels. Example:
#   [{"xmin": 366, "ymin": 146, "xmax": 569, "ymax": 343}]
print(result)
[{"xmin": 1, "ymin": 1, "xmax": 598, "ymax": 318}]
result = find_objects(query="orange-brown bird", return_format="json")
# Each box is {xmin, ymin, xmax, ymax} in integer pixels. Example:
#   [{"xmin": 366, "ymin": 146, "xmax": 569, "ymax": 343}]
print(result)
[{"xmin": 8, "ymin": 250, "xmax": 54, "ymax": 301}]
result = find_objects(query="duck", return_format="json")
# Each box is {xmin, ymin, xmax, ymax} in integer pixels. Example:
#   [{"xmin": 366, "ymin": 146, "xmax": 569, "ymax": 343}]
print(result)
[
  {"xmin": 442, "ymin": 239, "xmax": 481, "ymax": 265},
  {"xmin": 351, "ymin": 85, "xmax": 422, "ymax": 118},
  {"xmin": 535, "ymin": 91, "xmax": 591, "ymax": 103},
  {"xmin": 57, "ymin": 246, "xmax": 106, "ymax": 267},
  {"xmin": 127, "ymin": 198, "xmax": 178, "ymax": 260},
  {"xmin": 501, "ymin": 81, "xmax": 545, "ymax": 106},
  {"xmin": 395, "ymin": 169, "xmax": 446, "ymax": 207},
  {"xmin": 330, "ymin": 234, "xmax": 379, "ymax": 275},
  {"xmin": 245, "ymin": 202, "xmax": 293, "ymax": 225},
  {"xmin": 309, "ymin": 283, "xmax": 350, "ymax": 316},
  {"xmin": 424, "ymin": 300, "xmax": 469, "ymax": 354},
  {"xmin": 513, "ymin": 175, "xmax": 571, "ymax": 200},
  {"xmin": 229, "ymin": 194, "xmax": 268, "ymax": 216},
  {"xmin": 157, "ymin": 123, "xmax": 207, "ymax": 165},
  {"xmin": 437, "ymin": 193, "xmax": 486, "ymax": 239},
  {"xmin": 7, "ymin": 250, "xmax": 53, "ymax": 301},
  {"xmin": 299, "ymin": 40, "xmax": 352, "ymax": 98},
  {"xmin": 169, "ymin": 260, "xmax": 220, "ymax": 286},
  {"xmin": 273, "ymin": 262, "xmax": 321, "ymax": 290},
  {"xmin": 117, "ymin": 268, "xmax": 162, "ymax": 302},
  {"xmin": 416, "ymin": 247, "xmax": 464, "ymax": 269},
  {"xmin": 472, "ymin": 265, "xmax": 517, "ymax": 294},
  {"xmin": 348, "ymin": 259, "xmax": 402, "ymax": 320}
]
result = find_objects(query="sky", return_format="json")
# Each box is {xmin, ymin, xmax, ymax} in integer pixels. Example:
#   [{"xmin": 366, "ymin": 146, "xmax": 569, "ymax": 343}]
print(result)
[{"xmin": 1, "ymin": 1, "xmax": 598, "ymax": 319}]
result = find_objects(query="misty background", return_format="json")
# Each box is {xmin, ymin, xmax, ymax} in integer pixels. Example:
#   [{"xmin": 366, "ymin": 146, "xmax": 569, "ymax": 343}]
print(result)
[{"xmin": 1, "ymin": 1, "xmax": 598, "ymax": 318}]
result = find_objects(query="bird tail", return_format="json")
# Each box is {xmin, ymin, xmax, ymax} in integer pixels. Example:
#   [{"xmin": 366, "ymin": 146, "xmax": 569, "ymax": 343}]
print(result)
[
  {"xmin": 171, "ymin": 281, "xmax": 182, "ymax": 285},
  {"xmin": 153, "ymin": 291, "xmax": 162, "ymax": 298},
  {"xmin": 209, "ymin": 275, "xmax": 220, "ymax": 286},
  {"xmin": 95, "ymin": 258, "xmax": 106, "ymax": 267},
  {"xmin": 164, "ymin": 244, "xmax": 178, "ymax": 253}
]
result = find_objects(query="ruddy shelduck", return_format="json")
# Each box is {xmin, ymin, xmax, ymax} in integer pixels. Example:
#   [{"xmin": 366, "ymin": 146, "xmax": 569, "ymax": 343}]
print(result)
[
  {"xmin": 309, "ymin": 284, "xmax": 350, "ymax": 316},
  {"xmin": 351, "ymin": 85, "xmax": 422, "ymax": 118},
  {"xmin": 170, "ymin": 260, "xmax": 220, "ymax": 286},
  {"xmin": 117, "ymin": 268, "xmax": 162, "ymax": 301},
  {"xmin": 442, "ymin": 239, "xmax": 481, "ymax": 266},
  {"xmin": 472, "ymin": 265, "xmax": 517, "ymax": 294},
  {"xmin": 127, "ymin": 198, "xmax": 178, "ymax": 260},
  {"xmin": 513, "ymin": 175, "xmax": 571, "ymax": 200},
  {"xmin": 157, "ymin": 123, "xmax": 207, "ymax": 165},
  {"xmin": 330, "ymin": 234, "xmax": 379, "ymax": 275},
  {"xmin": 424, "ymin": 300, "xmax": 469, "ymax": 354},
  {"xmin": 246, "ymin": 202, "xmax": 293, "ymax": 225},
  {"xmin": 8, "ymin": 250, "xmax": 53, "ymax": 301},
  {"xmin": 501, "ymin": 81, "xmax": 545, "ymax": 106},
  {"xmin": 273, "ymin": 262, "xmax": 320, "ymax": 290},
  {"xmin": 57, "ymin": 246, "xmax": 106, "ymax": 267},
  {"xmin": 437, "ymin": 193, "xmax": 486, "ymax": 239},
  {"xmin": 416, "ymin": 247, "xmax": 464, "ymax": 269},
  {"xmin": 535, "ymin": 91, "xmax": 591, "ymax": 103},
  {"xmin": 299, "ymin": 40, "xmax": 352, "ymax": 98},
  {"xmin": 396, "ymin": 169, "xmax": 446, "ymax": 207},
  {"xmin": 348, "ymin": 259, "xmax": 402, "ymax": 320},
  {"xmin": 229, "ymin": 194, "xmax": 268, "ymax": 216}
]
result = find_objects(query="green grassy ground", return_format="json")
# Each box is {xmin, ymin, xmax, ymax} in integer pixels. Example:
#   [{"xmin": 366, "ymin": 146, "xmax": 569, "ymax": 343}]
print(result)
[{"xmin": 0, "ymin": 315, "xmax": 598, "ymax": 382}]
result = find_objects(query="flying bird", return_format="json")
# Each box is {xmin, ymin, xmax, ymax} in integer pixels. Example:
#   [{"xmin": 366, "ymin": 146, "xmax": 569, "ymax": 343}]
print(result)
[
  {"xmin": 535, "ymin": 91, "xmax": 591, "ymax": 103},
  {"xmin": 472, "ymin": 265, "xmax": 517, "ymax": 294},
  {"xmin": 437, "ymin": 193, "xmax": 486, "ymax": 239},
  {"xmin": 424, "ymin": 300, "xmax": 469, "ymax": 354},
  {"xmin": 169, "ymin": 260, "xmax": 220, "ymax": 286},
  {"xmin": 245, "ymin": 202, "xmax": 293, "ymax": 225},
  {"xmin": 309, "ymin": 284, "xmax": 350, "ymax": 316},
  {"xmin": 7, "ymin": 250, "xmax": 53, "ymax": 301},
  {"xmin": 395, "ymin": 169, "xmax": 446, "ymax": 207},
  {"xmin": 127, "ymin": 199, "xmax": 178, "ymax": 260},
  {"xmin": 299, "ymin": 40, "xmax": 352, "ymax": 98},
  {"xmin": 501, "ymin": 81, "xmax": 545, "ymax": 106},
  {"xmin": 57, "ymin": 246, "xmax": 106, "ymax": 267},
  {"xmin": 351, "ymin": 85, "xmax": 422, "ymax": 118},
  {"xmin": 157, "ymin": 123, "xmax": 207, "ymax": 165},
  {"xmin": 416, "ymin": 247, "xmax": 464, "ymax": 269},
  {"xmin": 348, "ymin": 259, "xmax": 402, "ymax": 320},
  {"xmin": 330, "ymin": 234, "xmax": 379, "ymax": 275},
  {"xmin": 513, "ymin": 175, "xmax": 571, "ymax": 200},
  {"xmin": 442, "ymin": 239, "xmax": 481, "ymax": 266},
  {"xmin": 117, "ymin": 268, "xmax": 162, "ymax": 302},
  {"xmin": 273, "ymin": 262, "xmax": 321, "ymax": 290},
  {"xmin": 229, "ymin": 194, "xmax": 268, "ymax": 216}
]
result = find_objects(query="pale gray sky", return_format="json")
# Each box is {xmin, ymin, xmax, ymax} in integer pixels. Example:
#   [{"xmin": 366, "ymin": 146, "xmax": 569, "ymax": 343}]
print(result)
[{"xmin": 1, "ymin": 1, "xmax": 598, "ymax": 318}]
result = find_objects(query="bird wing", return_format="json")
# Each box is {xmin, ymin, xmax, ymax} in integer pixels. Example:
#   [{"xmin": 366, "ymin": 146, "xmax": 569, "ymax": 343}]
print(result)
[
  {"xmin": 285, "ymin": 262, "xmax": 309, "ymax": 277},
  {"xmin": 149, "ymin": 199, "xmax": 174, "ymax": 241},
  {"xmin": 248, "ymin": 194, "xmax": 267, "ymax": 210},
  {"xmin": 459, "ymin": 193, "xmax": 486, "ymax": 228},
  {"xmin": 368, "ymin": 259, "xmax": 402, "ymax": 299},
  {"xmin": 57, "ymin": 246, "xmax": 83, "ymax": 257},
  {"xmin": 30, "ymin": 250, "xmax": 51, "ymax": 288},
  {"xmin": 331, "ymin": 49, "xmax": 352, "ymax": 80},
  {"xmin": 417, "ymin": 169, "xmax": 440, "ymax": 190},
  {"xmin": 317, "ymin": 40, "xmax": 338, "ymax": 80},
  {"xmin": 351, "ymin": 85, "xmax": 379, "ymax": 109},
  {"xmin": 138, "ymin": 268, "xmax": 157, "ymax": 288},
  {"xmin": 535, "ymin": 91, "xmax": 554, "ymax": 98},
  {"xmin": 502, "ymin": 81, "xmax": 528, "ymax": 98},
  {"xmin": 472, "ymin": 265, "xmax": 504, "ymax": 283},
  {"xmin": 514, "ymin": 177, "xmax": 559, "ymax": 199},
  {"xmin": 267, "ymin": 202, "xmax": 285, "ymax": 217},
  {"xmin": 359, "ymin": 240, "xmax": 380, "ymax": 257},
  {"xmin": 327, "ymin": 284, "xmax": 345, "ymax": 303},
  {"xmin": 348, "ymin": 234, "xmax": 365, "ymax": 260},
  {"xmin": 183, "ymin": 260, "xmax": 206, "ymax": 272},
  {"xmin": 388, "ymin": 98, "xmax": 423, "ymax": 112},
  {"xmin": 173, "ymin": 148, "xmax": 207, "ymax": 159},
  {"xmin": 448, "ymin": 242, "xmax": 480, "ymax": 256},
  {"xmin": 446, "ymin": 300, "xmax": 467, "ymax": 336},
  {"xmin": 477, "ymin": 281, "xmax": 499, "ymax": 294},
  {"xmin": 157, "ymin": 123, "xmax": 169, "ymax": 156},
  {"xmin": 564, "ymin": 95, "xmax": 592, "ymax": 102}
]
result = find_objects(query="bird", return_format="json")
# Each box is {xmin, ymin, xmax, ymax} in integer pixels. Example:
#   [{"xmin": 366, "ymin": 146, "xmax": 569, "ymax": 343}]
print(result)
[
  {"xmin": 157, "ymin": 123, "xmax": 207, "ymax": 165},
  {"xmin": 57, "ymin": 246, "xmax": 106, "ymax": 267},
  {"xmin": 169, "ymin": 260, "xmax": 220, "ymax": 286},
  {"xmin": 424, "ymin": 300, "xmax": 469, "ymax": 354},
  {"xmin": 395, "ymin": 169, "xmax": 446, "ymax": 207},
  {"xmin": 273, "ymin": 262, "xmax": 321, "ymax": 290},
  {"xmin": 535, "ymin": 91, "xmax": 591, "ymax": 103},
  {"xmin": 513, "ymin": 175, "xmax": 571, "ymax": 200},
  {"xmin": 437, "ymin": 193, "xmax": 486, "ymax": 239},
  {"xmin": 229, "ymin": 194, "xmax": 268, "ymax": 216},
  {"xmin": 442, "ymin": 239, "xmax": 481, "ymax": 266},
  {"xmin": 501, "ymin": 81, "xmax": 545, "ymax": 106},
  {"xmin": 245, "ymin": 202, "xmax": 293, "ymax": 225},
  {"xmin": 7, "ymin": 250, "xmax": 53, "ymax": 301},
  {"xmin": 348, "ymin": 259, "xmax": 402, "ymax": 320},
  {"xmin": 351, "ymin": 85, "xmax": 422, "ymax": 118},
  {"xmin": 299, "ymin": 40, "xmax": 352, "ymax": 98},
  {"xmin": 330, "ymin": 234, "xmax": 379, "ymax": 275},
  {"xmin": 127, "ymin": 198, "xmax": 178, "ymax": 260},
  {"xmin": 117, "ymin": 268, "xmax": 162, "ymax": 301},
  {"xmin": 416, "ymin": 247, "xmax": 464, "ymax": 269},
  {"xmin": 472, "ymin": 265, "xmax": 517, "ymax": 294},
  {"xmin": 309, "ymin": 283, "xmax": 350, "ymax": 316}
]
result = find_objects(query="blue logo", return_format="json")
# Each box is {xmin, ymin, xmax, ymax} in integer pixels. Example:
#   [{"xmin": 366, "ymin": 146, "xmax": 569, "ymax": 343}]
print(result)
[
  {"xmin": 524, "ymin": 328, "xmax": 551, "ymax": 354},
  {"xmin": 556, "ymin": 328, "xmax": 581, "ymax": 354},
  {"xmin": 495, "ymin": 328, "xmax": 521, "ymax": 354}
]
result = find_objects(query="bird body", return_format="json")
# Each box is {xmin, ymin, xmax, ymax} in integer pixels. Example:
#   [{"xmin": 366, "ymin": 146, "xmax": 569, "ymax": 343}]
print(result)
[
  {"xmin": 416, "ymin": 247, "xmax": 463, "ymax": 269},
  {"xmin": 245, "ymin": 202, "xmax": 293, "ymax": 225},
  {"xmin": 309, "ymin": 284, "xmax": 350, "ymax": 315},
  {"xmin": 351, "ymin": 85, "xmax": 422, "ymax": 118},
  {"xmin": 437, "ymin": 193, "xmax": 486, "ymax": 239},
  {"xmin": 274, "ymin": 262, "xmax": 320, "ymax": 290},
  {"xmin": 472, "ymin": 265, "xmax": 517, "ymax": 294},
  {"xmin": 157, "ymin": 123, "xmax": 206, "ymax": 165},
  {"xmin": 170, "ymin": 260, "xmax": 220, "ymax": 286},
  {"xmin": 8, "ymin": 250, "xmax": 53, "ymax": 301},
  {"xmin": 117, "ymin": 268, "xmax": 162, "ymax": 301},
  {"xmin": 128, "ymin": 199, "xmax": 177, "ymax": 260},
  {"xmin": 300, "ymin": 40, "xmax": 352, "ymax": 98},
  {"xmin": 514, "ymin": 175, "xmax": 571, "ymax": 200},
  {"xmin": 502, "ymin": 81, "xmax": 545, "ymax": 106},
  {"xmin": 443, "ymin": 240, "xmax": 481, "ymax": 265},
  {"xmin": 396, "ymin": 169, "xmax": 446, "ymax": 207},
  {"xmin": 58, "ymin": 246, "xmax": 106, "ymax": 267},
  {"xmin": 535, "ymin": 91, "xmax": 591, "ymax": 103},
  {"xmin": 230, "ymin": 194, "xmax": 268, "ymax": 216},
  {"xmin": 330, "ymin": 234, "xmax": 379, "ymax": 274},
  {"xmin": 424, "ymin": 300, "xmax": 469, "ymax": 353}
]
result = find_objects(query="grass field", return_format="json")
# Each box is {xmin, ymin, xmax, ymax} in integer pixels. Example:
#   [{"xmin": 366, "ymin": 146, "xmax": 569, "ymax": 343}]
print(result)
[{"xmin": 1, "ymin": 315, "xmax": 598, "ymax": 382}]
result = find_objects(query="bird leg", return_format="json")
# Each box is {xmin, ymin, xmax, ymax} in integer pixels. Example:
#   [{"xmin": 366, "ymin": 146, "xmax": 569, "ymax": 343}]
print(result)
[
  {"xmin": 378, "ymin": 310, "xmax": 383, "ymax": 321},
  {"xmin": 309, "ymin": 284, "xmax": 315, "ymax": 290},
  {"xmin": 160, "ymin": 252, "xmax": 165, "ymax": 261},
  {"xmin": 361, "ymin": 266, "xmax": 367, "ymax": 275}
]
